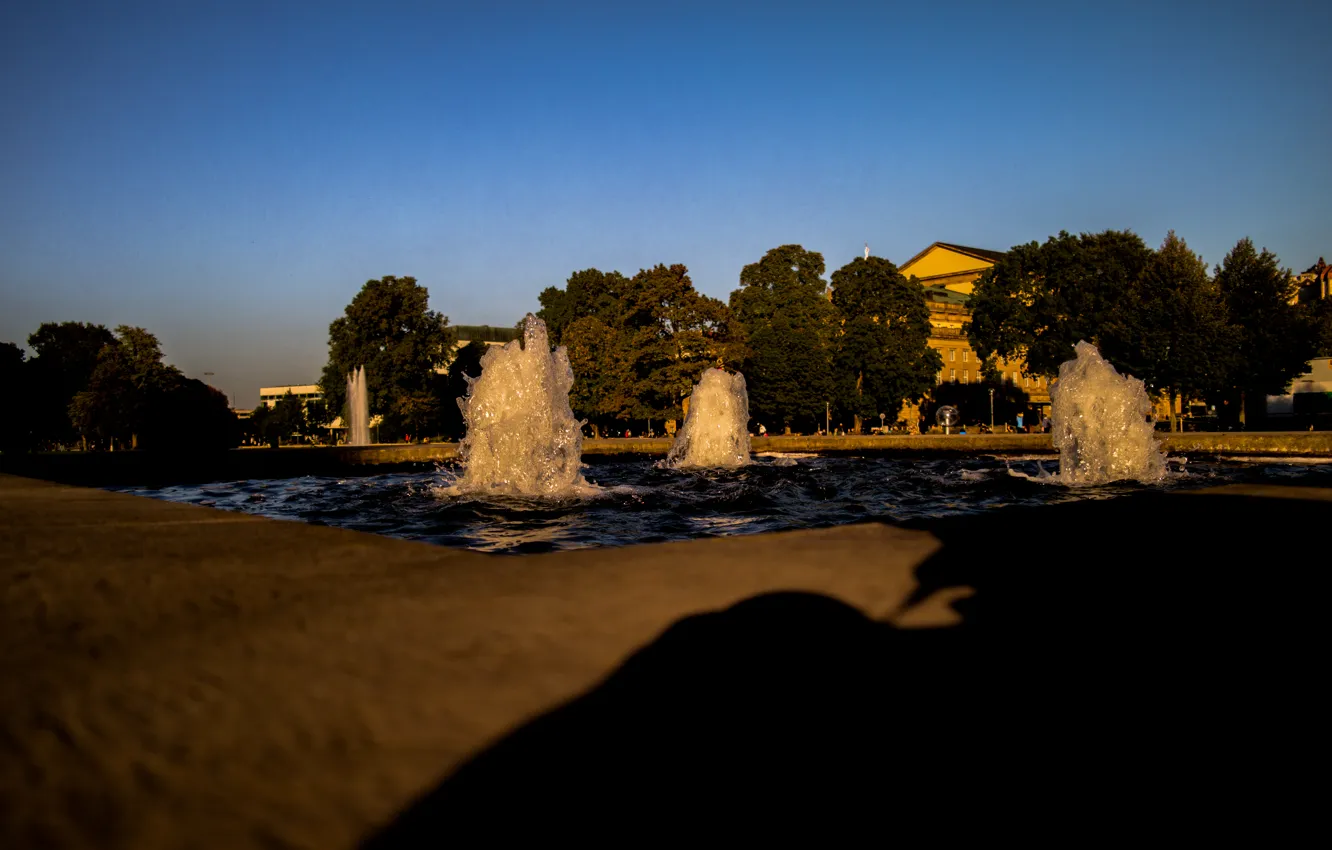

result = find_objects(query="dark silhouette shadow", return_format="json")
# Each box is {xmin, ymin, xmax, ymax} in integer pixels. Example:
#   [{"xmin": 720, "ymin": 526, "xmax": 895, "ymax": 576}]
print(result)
[{"xmin": 364, "ymin": 490, "xmax": 1327, "ymax": 842}]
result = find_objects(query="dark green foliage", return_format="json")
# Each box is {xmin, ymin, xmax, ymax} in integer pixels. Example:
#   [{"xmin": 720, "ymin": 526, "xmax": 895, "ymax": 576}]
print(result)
[
  {"xmin": 1110, "ymin": 232, "xmax": 1236, "ymax": 398},
  {"xmin": 624, "ymin": 264, "xmax": 743, "ymax": 421},
  {"xmin": 563, "ymin": 316, "xmax": 635, "ymax": 432},
  {"xmin": 536, "ymin": 269, "xmax": 632, "ymax": 346},
  {"xmin": 439, "ymin": 340, "xmax": 490, "ymax": 439},
  {"xmin": 1214, "ymin": 238, "xmax": 1319, "ymax": 404},
  {"xmin": 305, "ymin": 399, "xmax": 332, "ymax": 433},
  {"xmin": 545, "ymin": 264, "xmax": 742, "ymax": 430},
  {"xmin": 69, "ymin": 326, "xmax": 183, "ymax": 449},
  {"xmin": 319, "ymin": 276, "xmax": 456, "ymax": 436},
  {"xmin": 1097, "ymin": 231, "xmax": 1237, "ymax": 428},
  {"xmin": 138, "ymin": 378, "xmax": 238, "ymax": 451},
  {"xmin": 729, "ymin": 245, "xmax": 835, "ymax": 431},
  {"xmin": 829, "ymin": 256, "xmax": 942, "ymax": 426},
  {"xmin": 268, "ymin": 391, "xmax": 308, "ymax": 445},
  {"xmin": 1312, "ymin": 297, "xmax": 1332, "ymax": 358},
  {"xmin": 25, "ymin": 321, "xmax": 116, "ymax": 448},
  {"xmin": 64, "ymin": 326, "xmax": 237, "ymax": 450},
  {"xmin": 967, "ymin": 230, "xmax": 1156, "ymax": 377},
  {"xmin": 0, "ymin": 342, "xmax": 29, "ymax": 451}
]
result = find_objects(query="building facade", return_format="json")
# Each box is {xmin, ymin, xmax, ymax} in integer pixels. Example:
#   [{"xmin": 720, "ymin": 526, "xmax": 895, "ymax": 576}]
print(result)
[
  {"xmin": 898, "ymin": 242, "xmax": 1052, "ymax": 418},
  {"xmin": 258, "ymin": 384, "xmax": 323, "ymax": 408}
]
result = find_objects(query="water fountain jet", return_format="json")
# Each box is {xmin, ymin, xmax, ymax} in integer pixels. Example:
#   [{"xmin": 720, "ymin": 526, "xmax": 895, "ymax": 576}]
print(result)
[
  {"xmin": 346, "ymin": 366, "xmax": 370, "ymax": 446},
  {"xmin": 454, "ymin": 315, "xmax": 590, "ymax": 496},
  {"xmin": 1050, "ymin": 341, "xmax": 1167, "ymax": 484},
  {"xmin": 665, "ymin": 368, "xmax": 751, "ymax": 469}
]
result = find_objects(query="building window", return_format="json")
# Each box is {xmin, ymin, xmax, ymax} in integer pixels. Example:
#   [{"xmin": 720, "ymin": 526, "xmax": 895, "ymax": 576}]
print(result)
[
  {"xmin": 949, "ymin": 369, "xmax": 956, "ymax": 381},
  {"xmin": 1024, "ymin": 376, "xmax": 1030, "ymax": 387},
  {"xmin": 950, "ymin": 349, "xmax": 956, "ymax": 362},
  {"xmin": 962, "ymin": 370, "xmax": 969, "ymax": 383},
  {"xmin": 963, "ymin": 351, "xmax": 969, "ymax": 362}
]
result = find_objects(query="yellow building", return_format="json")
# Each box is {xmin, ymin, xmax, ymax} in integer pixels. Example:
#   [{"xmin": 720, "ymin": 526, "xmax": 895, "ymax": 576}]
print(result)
[{"xmin": 898, "ymin": 242, "xmax": 1051, "ymax": 420}]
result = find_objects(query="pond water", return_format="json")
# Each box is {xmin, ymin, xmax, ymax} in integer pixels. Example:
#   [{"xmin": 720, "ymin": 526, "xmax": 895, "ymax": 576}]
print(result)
[{"xmin": 111, "ymin": 454, "xmax": 1332, "ymax": 554}]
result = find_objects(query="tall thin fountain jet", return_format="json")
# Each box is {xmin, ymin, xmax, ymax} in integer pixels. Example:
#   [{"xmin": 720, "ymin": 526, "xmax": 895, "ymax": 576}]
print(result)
[{"xmin": 346, "ymin": 366, "xmax": 370, "ymax": 446}]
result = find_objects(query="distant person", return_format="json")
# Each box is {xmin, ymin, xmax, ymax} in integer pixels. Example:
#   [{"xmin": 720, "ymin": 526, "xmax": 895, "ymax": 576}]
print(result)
[
  {"xmin": 758, "ymin": 423, "xmax": 767, "ymax": 437},
  {"xmin": 1042, "ymin": 415, "xmax": 1051, "ymax": 432},
  {"xmin": 1015, "ymin": 413, "xmax": 1024, "ymax": 432},
  {"xmin": 959, "ymin": 426, "xmax": 967, "ymax": 435}
]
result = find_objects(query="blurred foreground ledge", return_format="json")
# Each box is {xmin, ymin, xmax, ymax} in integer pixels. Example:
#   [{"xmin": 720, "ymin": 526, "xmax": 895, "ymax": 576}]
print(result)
[{"xmin": 1, "ymin": 472, "xmax": 1327, "ymax": 846}]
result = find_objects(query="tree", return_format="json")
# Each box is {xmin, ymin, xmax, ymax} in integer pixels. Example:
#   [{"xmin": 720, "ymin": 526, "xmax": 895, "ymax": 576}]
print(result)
[
  {"xmin": 68, "ymin": 326, "xmax": 181, "ymax": 449},
  {"xmin": 1312, "ymin": 297, "xmax": 1332, "ymax": 359},
  {"xmin": 1213, "ymin": 239, "xmax": 1320, "ymax": 425},
  {"xmin": 266, "ymin": 390, "xmax": 307, "ymax": 445},
  {"xmin": 320, "ymin": 276, "xmax": 456, "ymax": 435},
  {"xmin": 624, "ymin": 264, "xmax": 743, "ymax": 422},
  {"xmin": 536, "ymin": 264, "xmax": 740, "ymax": 430},
  {"xmin": 25, "ymin": 321, "xmax": 116, "ymax": 448},
  {"xmin": 1102, "ymin": 232, "xmax": 1238, "ymax": 430},
  {"xmin": 536, "ymin": 269, "xmax": 631, "ymax": 345},
  {"xmin": 139, "ymin": 377, "xmax": 238, "ymax": 451},
  {"xmin": 304, "ymin": 399, "xmax": 332, "ymax": 442},
  {"xmin": 562, "ymin": 317, "xmax": 636, "ymax": 434},
  {"xmin": 729, "ymin": 245, "xmax": 835, "ymax": 431},
  {"xmin": 0, "ymin": 342, "xmax": 29, "ymax": 451},
  {"xmin": 438, "ymin": 340, "xmax": 490, "ymax": 439},
  {"xmin": 967, "ymin": 230, "xmax": 1155, "ymax": 378},
  {"xmin": 829, "ymin": 255, "xmax": 942, "ymax": 430}
]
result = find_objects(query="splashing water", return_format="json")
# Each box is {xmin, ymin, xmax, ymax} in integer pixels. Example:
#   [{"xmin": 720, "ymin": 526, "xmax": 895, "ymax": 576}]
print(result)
[
  {"xmin": 346, "ymin": 365, "xmax": 370, "ymax": 446},
  {"xmin": 1050, "ymin": 341, "xmax": 1167, "ymax": 485},
  {"xmin": 665, "ymin": 368, "xmax": 751, "ymax": 469},
  {"xmin": 453, "ymin": 315, "xmax": 591, "ymax": 496}
]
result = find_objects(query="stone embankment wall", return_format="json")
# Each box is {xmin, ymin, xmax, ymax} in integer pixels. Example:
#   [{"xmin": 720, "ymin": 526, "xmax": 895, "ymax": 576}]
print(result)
[{"xmin": 3, "ymin": 432, "xmax": 1329, "ymax": 487}]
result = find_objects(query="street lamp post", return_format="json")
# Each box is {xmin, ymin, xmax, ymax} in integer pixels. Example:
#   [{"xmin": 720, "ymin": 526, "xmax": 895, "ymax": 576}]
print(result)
[
  {"xmin": 879, "ymin": 412, "xmax": 885, "ymax": 433},
  {"xmin": 826, "ymin": 402, "xmax": 830, "ymax": 436},
  {"xmin": 989, "ymin": 388, "xmax": 995, "ymax": 431}
]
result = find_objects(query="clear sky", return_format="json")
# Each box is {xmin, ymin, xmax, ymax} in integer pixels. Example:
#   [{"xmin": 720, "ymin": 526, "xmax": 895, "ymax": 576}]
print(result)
[{"xmin": 2, "ymin": 0, "xmax": 1329, "ymax": 407}]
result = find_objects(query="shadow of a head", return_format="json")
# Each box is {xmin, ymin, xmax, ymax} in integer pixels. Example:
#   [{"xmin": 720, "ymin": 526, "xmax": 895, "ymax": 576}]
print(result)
[{"xmin": 362, "ymin": 591, "xmax": 982, "ymax": 844}]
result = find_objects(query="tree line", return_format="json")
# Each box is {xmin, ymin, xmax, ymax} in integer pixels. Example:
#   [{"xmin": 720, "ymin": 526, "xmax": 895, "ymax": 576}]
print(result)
[
  {"xmin": 535, "ymin": 248, "xmax": 940, "ymax": 435},
  {"xmin": 966, "ymin": 232, "xmax": 1332, "ymax": 429},
  {"xmin": 7, "ymin": 232, "xmax": 1326, "ymax": 454},
  {"xmin": 0, "ymin": 323, "xmax": 239, "ymax": 452},
  {"xmin": 317, "ymin": 234, "xmax": 1332, "ymax": 440},
  {"xmin": 316, "ymin": 255, "xmax": 943, "ymax": 439}
]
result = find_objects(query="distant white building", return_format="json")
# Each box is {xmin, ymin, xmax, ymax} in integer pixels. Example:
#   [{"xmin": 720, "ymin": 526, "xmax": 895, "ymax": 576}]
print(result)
[{"xmin": 258, "ymin": 384, "xmax": 323, "ymax": 408}]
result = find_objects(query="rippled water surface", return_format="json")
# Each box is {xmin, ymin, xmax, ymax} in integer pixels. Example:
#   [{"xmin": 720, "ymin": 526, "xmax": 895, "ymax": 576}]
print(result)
[{"xmin": 113, "ymin": 455, "xmax": 1332, "ymax": 554}]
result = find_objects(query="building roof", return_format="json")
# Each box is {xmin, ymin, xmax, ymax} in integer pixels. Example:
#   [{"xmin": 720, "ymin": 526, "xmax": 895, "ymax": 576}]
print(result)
[{"xmin": 900, "ymin": 241, "xmax": 1007, "ymax": 272}]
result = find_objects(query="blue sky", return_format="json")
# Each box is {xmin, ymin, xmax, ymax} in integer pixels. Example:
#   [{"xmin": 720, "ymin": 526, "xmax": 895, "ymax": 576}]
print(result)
[{"xmin": 2, "ymin": 0, "xmax": 1329, "ymax": 407}]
